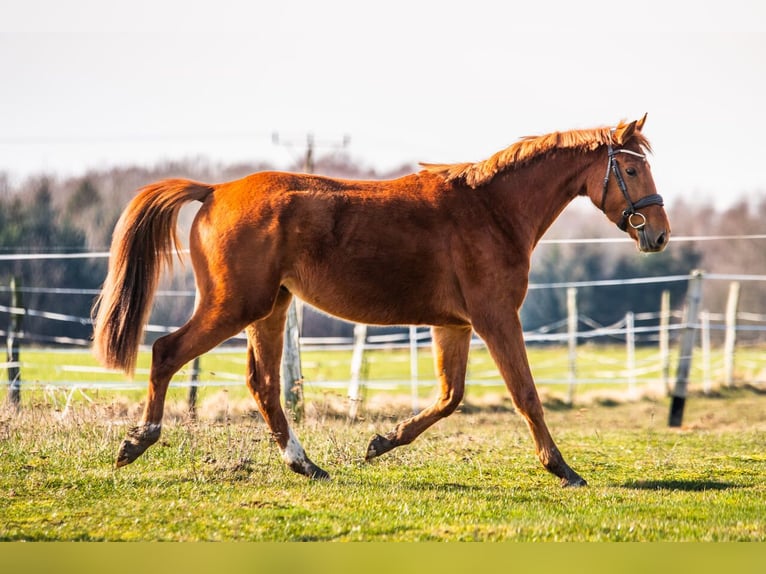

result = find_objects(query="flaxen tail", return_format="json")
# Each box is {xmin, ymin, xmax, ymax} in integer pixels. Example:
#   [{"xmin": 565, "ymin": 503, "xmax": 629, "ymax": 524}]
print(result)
[{"xmin": 92, "ymin": 179, "xmax": 214, "ymax": 375}]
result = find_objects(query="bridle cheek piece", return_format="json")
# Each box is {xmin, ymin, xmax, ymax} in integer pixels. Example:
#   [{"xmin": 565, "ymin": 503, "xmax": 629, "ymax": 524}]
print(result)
[{"xmin": 600, "ymin": 144, "xmax": 664, "ymax": 232}]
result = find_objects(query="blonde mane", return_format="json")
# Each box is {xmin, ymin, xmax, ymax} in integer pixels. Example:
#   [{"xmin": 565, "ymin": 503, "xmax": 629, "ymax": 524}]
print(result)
[{"xmin": 420, "ymin": 119, "xmax": 651, "ymax": 189}]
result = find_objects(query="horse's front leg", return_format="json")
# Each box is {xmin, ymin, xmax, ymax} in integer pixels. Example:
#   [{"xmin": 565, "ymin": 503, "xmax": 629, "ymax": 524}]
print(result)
[
  {"xmin": 474, "ymin": 313, "xmax": 587, "ymax": 487},
  {"xmin": 365, "ymin": 324, "xmax": 472, "ymax": 460}
]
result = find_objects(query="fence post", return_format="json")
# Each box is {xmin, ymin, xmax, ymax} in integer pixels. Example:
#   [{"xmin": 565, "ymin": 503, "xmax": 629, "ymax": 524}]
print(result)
[
  {"xmin": 347, "ymin": 323, "xmax": 368, "ymax": 421},
  {"xmin": 625, "ymin": 311, "xmax": 635, "ymax": 395},
  {"xmin": 723, "ymin": 281, "xmax": 740, "ymax": 388},
  {"xmin": 659, "ymin": 290, "xmax": 671, "ymax": 394},
  {"xmin": 6, "ymin": 276, "xmax": 23, "ymax": 407},
  {"xmin": 281, "ymin": 299, "xmax": 303, "ymax": 421},
  {"xmin": 701, "ymin": 310, "xmax": 712, "ymax": 394},
  {"xmin": 188, "ymin": 356, "xmax": 200, "ymax": 419},
  {"xmin": 669, "ymin": 270, "xmax": 704, "ymax": 427},
  {"xmin": 409, "ymin": 325, "xmax": 419, "ymax": 415},
  {"xmin": 566, "ymin": 287, "xmax": 577, "ymax": 405}
]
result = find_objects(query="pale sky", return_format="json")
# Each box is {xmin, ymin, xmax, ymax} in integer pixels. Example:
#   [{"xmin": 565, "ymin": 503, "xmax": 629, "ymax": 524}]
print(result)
[{"xmin": 2, "ymin": 0, "xmax": 765, "ymax": 208}]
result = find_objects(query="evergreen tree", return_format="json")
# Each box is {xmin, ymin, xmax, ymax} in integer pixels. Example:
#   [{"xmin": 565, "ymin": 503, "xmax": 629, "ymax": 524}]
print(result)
[{"xmin": 0, "ymin": 179, "xmax": 106, "ymax": 345}]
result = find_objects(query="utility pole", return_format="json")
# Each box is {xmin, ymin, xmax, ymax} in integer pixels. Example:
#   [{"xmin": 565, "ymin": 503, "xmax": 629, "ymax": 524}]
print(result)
[
  {"xmin": 272, "ymin": 132, "xmax": 350, "ymax": 174},
  {"xmin": 272, "ymin": 132, "xmax": 350, "ymax": 419}
]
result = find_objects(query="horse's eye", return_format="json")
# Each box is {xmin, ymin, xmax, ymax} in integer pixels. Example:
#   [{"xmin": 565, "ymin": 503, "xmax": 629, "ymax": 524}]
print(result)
[{"xmin": 626, "ymin": 167, "xmax": 637, "ymax": 176}]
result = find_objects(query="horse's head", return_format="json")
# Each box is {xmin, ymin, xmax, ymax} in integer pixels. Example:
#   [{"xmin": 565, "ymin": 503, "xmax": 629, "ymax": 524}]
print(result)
[{"xmin": 587, "ymin": 114, "xmax": 670, "ymax": 253}]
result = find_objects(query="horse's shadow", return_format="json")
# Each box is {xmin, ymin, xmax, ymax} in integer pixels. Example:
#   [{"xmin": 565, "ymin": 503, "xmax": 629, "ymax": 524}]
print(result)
[{"xmin": 621, "ymin": 479, "xmax": 739, "ymax": 492}]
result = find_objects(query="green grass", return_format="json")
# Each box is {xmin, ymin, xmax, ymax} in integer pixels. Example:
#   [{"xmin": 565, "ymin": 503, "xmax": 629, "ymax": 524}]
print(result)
[
  {"xmin": 1, "ymin": 387, "xmax": 764, "ymax": 541},
  {"xmin": 7, "ymin": 343, "xmax": 766, "ymax": 406}
]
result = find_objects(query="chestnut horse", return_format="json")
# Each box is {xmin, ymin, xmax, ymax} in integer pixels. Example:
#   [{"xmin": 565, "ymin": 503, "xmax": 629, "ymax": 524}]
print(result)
[{"xmin": 93, "ymin": 115, "xmax": 669, "ymax": 486}]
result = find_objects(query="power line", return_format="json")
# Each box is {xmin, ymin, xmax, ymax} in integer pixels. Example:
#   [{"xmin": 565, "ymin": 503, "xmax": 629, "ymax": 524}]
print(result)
[{"xmin": 0, "ymin": 131, "xmax": 276, "ymax": 145}]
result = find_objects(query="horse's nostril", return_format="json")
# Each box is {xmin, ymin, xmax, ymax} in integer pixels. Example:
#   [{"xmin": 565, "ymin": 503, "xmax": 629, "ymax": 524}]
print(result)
[{"xmin": 656, "ymin": 232, "xmax": 666, "ymax": 246}]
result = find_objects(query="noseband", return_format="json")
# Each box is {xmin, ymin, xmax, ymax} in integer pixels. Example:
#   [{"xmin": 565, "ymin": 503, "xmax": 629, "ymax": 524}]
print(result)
[{"xmin": 600, "ymin": 144, "xmax": 664, "ymax": 231}]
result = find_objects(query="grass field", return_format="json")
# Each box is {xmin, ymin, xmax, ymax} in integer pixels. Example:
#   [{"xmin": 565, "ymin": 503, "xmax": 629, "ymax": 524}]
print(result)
[
  {"xmin": 1, "ymin": 378, "xmax": 764, "ymax": 541},
  {"xmin": 6, "ymin": 343, "xmax": 766, "ymax": 404}
]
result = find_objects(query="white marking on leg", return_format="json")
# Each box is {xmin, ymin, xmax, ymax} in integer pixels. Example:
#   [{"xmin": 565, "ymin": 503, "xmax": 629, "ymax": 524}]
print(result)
[{"xmin": 281, "ymin": 428, "xmax": 313, "ymax": 475}]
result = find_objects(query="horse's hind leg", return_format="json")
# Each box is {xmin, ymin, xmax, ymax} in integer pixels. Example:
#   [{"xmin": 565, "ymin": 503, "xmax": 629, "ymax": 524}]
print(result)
[
  {"xmin": 245, "ymin": 289, "xmax": 329, "ymax": 480},
  {"xmin": 115, "ymin": 310, "xmax": 248, "ymax": 468},
  {"xmin": 366, "ymin": 324, "xmax": 471, "ymax": 460}
]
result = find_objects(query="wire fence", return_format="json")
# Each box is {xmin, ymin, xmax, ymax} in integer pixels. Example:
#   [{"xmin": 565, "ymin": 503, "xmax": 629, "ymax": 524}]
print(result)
[
  {"xmin": 2, "ymin": 275, "xmax": 766, "ymax": 401},
  {"xmin": 2, "ymin": 247, "xmax": 766, "ymax": 411}
]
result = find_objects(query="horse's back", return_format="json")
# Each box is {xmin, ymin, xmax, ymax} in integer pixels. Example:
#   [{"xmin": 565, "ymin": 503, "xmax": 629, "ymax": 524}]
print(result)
[
  {"xmin": 189, "ymin": 169, "xmax": 471, "ymax": 326},
  {"xmin": 199, "ymin": 169, "xmax": 450, "ymax": 235},
  {"xmin": 222, "ymin": 170, "xmax": 444, "ymax": 201}
]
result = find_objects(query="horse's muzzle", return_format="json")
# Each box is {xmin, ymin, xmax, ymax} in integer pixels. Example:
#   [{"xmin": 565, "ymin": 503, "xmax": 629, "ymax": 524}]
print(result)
[{"xmin": 637, "ymin": 228, "xmax": 669, "ymax": 253}]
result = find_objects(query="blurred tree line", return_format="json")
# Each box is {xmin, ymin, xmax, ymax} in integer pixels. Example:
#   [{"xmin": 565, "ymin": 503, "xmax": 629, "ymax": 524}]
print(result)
[{"xmin": 1, "ymin": 154, "xmax": 765, "ymax": 345}]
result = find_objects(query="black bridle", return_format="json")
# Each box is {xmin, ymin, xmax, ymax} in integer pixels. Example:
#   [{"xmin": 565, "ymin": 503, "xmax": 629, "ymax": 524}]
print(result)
[{"xmin": 600, "ymin": 144, "xmax": 664, "ymax": 231}]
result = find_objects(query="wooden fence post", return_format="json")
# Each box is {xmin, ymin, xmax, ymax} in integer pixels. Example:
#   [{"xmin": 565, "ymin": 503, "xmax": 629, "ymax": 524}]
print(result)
[
  {"xmin": 625, "ymin": 311, "xmax": 635, "ymax": 394},
  {"xmin": 281, "ymin": 299, "xmax": 304, "ymax": 421},
  {"xmin": 566, "ymin": 287, "xmax": 577, "ymax": 405},
  {"xmin": 723, "ymin": 281, "xmax": 740, "ymax": 387},
  {"xmin": 659, "ymin": 289, "xmax": 671, "ymax": 394},
  {"xmin": 188, "ymin": 355, "xmax": 200, "ymax": 419},
  {"xmin": 6, "ymin": 276, "xmax": 23, "ymax": 407},
  {"xmin": 409, "ymin": 325, "xmax": 419, "ymax": 414},
  {"xmin": 701, "ymin": 310, "xmax": 712, "ymax": 394},
  {"xmin": 347, "ymin": 323, "xmax": 368, "ymax": 421},
  {"xmin": 669, "ymin": 270, "xmax": 704, "ymax": 427}
]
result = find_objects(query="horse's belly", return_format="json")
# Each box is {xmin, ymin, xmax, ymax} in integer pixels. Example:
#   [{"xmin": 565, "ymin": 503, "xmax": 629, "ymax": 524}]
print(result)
[{"xmin": 284, "ymin": 271, "xmax": 466, "ymax": 327}]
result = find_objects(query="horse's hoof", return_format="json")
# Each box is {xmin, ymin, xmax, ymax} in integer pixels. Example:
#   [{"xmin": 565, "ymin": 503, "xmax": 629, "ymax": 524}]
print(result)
[
  {"xmin": 560, "ymin": 475, "xmax": 588, "ymax": 488},
  {"xmin": 365, "ymin": 433, "xmax": 395, "ymax": 461},
  {"xmin": 114, "ymin": 424, "xmax": 161, "ymax": 468},
  {"xmin": 286, "ymin": 458, "xmax": 330, "ymax": 480},
  {"xmin": 115, "ymin": 439, "xmax": 146, "ymax": 468},
  {"xmin": 310, "ymin": 467, "xmax": 331, "ymax": 481}
]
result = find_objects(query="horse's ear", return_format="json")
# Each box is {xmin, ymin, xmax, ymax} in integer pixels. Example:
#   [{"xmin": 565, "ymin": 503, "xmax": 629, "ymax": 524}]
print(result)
[
  {"xmin": 613, "ymin": 120, "xmax": 637, "ymax": 145},
  {"xmin": 636, "ymin": 113, "xmax": 648, "ymax": 132}
]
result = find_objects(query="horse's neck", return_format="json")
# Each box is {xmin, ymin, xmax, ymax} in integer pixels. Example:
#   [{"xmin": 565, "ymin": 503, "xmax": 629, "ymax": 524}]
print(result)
[{"xmin": 490, "ymin": 152, "xmax": 593, "ymax": 249}]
